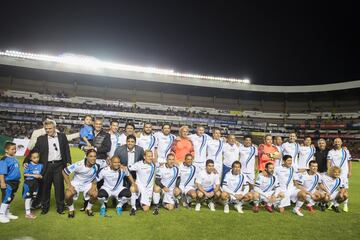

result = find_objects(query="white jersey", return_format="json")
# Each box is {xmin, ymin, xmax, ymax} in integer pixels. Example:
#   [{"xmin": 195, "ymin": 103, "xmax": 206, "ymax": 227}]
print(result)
[
  {"xmin": 178, "ymin": 164, "xmax": 197, "ymax": 188},
  {"xmin": 108, "ymin": 132, "xmax": 121, "ymax": 158},
  {"xmin": 239, "ymin": 145, "xmax": 258, "ymax": 174},
  {"xmin": 282, "ymin": 142, "xmax": 300, "ymax": 167},
  {"xmin": 64, "ymin": 159, "xmax": 99, "ymax": 184},
  {"xmin": 296, "ymin": 171, "xmax": 321, "ymax": 193},
  {"xmin": 222, "ymin": 172, "xmax": 250, "ymax": 194},
  {"xmin": 297, "ymin": 145, "xmax": 316, "ymax": 169},
  {"xmin": 195, "ymin": 170, "xmax": 220, "ymax": 192},
  {"xmin": 327, "ymin": 148, "xmax": 352, "ymax": 177},
  {"xmin": 154, "ymin": 132, "xmax": 176, "ymax": 162},
  {"xmin": 119, "ymin": 133, "xmax": 127, "ymax": 146},
  {"xmin": 97, "ymin": 166, "xmax": 130, "ymax": 192},
  {"xmin": 129, "ymin": 161, "xmax": 156, "ymax": 188},
  {"xmin": 137, "ymin": 133, "xmax": 157, "ymax": 152},
  {"xmin": 223, "ymin": 143, "xmax": 241, "ymax": 167},
  {"xmin": 254, "ymin": 173, "xmax": 280, "ymax": 194},
  {"xmin": 320, "ymin": 174, "xmax": 345, "ymax": 194},
  {"xmin": 156, "ymin": 165, "xmax": 179, "ymax": 189},
  {"xmin": 207, "ymin": 138, "xmax": 225, "ymax": 166},
  {"xmin": 188, "ymin": 133, "xmax": 210, "ymax": 164},
  {"xmin": 275, "ymin": 165, "xmax": 296, "ymax": 191}
]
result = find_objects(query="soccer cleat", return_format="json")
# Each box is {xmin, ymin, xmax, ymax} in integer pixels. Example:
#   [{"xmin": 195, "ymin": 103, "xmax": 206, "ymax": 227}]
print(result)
[
  {"xmin": 224, "ymin": 204, "xmax": 230, "ymax": 214},
  {"xmin": 68, "ymin": 211, "xmax": 75, "ymax": 218},
  {"xmin": 252, "ymin": 205, "xmax": 259, "ymax": 213},
  {"xmin": 153, "ymin": 207, "xmax": 159, "ymax": 215},
  {"xmin": 331, "ymin": 205, "xmax": 340, "ymax": 213},
  {"xmin": 116, "ymin": 207, "xmax": 123, "ymax": 215},
  {"xmin": 327, "ymin": 202, "xmax": 333, "ymax": 210},
  {"xmin": 265, "ymin": 205, "xmax": 273, "ymax": 213},
  {"xmin": 208, "ymin": 202, "xmax": 216, "ymax": 211},
  {"xmin": 319, "ymin": 203, "xmax": 326, "ymax": 212},
  {"xmin": 292, "ymin": 208, "xmax": 304, "ymax": 217},
  {"xmin": 195, "ymin": 203, "xmax": 201, "ymax": 212},
  {"xmin": 235, "ymin": 204, "xmax": 244, "ymax": 214},
  {"xmin": 130, "ymin": 208, "xmax": 136, "ymax": 216},
  {"xmin": 174, "ymin": 200, "xmax": 179, "ymax": 209},
  {"xmin": 25, "ymin": 213, "xmax": 37, "ymax": 219},
  {"xmin": 85, "ymin": 209, "xmax": 95, "ymax": 216},
  {"xmin": 0, "ymin": 215, "xmax": 10, "ymax": 223},
  {"xmin": 343, "ymin": 204, "xmax": 348, "ymax": 212},
  {"xmin": 99, "ymin": 207, "xmax": 106, "ymax": 216},
  {"xmin": 80, "ymin": 200, "xmax": 89, "ymax": 212},
  {"xmin": 6, "ymin": 213, "xmax": 18, "ymax": 220},
  {"xmin": 306, "ymin": 205, "xmax": 315, "ymax": 213}
]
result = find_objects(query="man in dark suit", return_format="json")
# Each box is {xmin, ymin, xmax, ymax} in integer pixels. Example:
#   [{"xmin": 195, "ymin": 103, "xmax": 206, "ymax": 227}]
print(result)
[
  {"xmin": 25, "ymin": 119, "xmax": 71, "ymax": 214},
  {"xmin": 113, "ymin": 135, "xmax": 144, "ymax": 169}
]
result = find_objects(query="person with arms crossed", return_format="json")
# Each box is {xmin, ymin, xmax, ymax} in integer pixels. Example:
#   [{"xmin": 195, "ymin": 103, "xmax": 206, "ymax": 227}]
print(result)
[{"xmin": 154, "ymin": 123, "xmax": 176, "ymax": 165}]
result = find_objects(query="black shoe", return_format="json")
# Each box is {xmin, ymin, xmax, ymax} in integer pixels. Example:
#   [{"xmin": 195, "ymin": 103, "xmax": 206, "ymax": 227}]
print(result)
[
  {"xmin": 41, "ymin": 209, "xmax": 49, "ymax": 215},
  {"xmin": 174, "ymin": 200, "xmax": 179, "ymax": 209},
  {"xmin": 331, "ymin": 205, "xmax": 340, "ymax": 213},
  {"xmin": 130, "ymin": 208, "xmax": 136, "ymax": 216},
  {"xmin": 320, "ymin": 203, "xmax": 326, "ymax": 212},
  {"xmin": 57, "ymin": 210, "xmax": 65, "ymax": 215},
  {"xmin": 85, "ymin": 209, "xmax": 95, "ymax": 216},
  {"xmin": 68, "ymin": 211, "xmax": 75, "ymax": 218},
  {"xmin": 153, "ymin": 207, "xmax": 159, "ymax": 215},
  {"xmin": 80, "ymin": 200, "xmax": 89, "ymax": 212},
  {"xmin": 31, "ymin": 203, "xmax": 42, "ymax": 210}
]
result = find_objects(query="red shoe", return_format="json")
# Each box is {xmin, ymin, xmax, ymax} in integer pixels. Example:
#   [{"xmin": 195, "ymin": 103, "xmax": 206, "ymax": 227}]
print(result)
[
  {"xmin": 306, "ymin": 205, "xmax": 315, "ymax": 213},
  {"xmin": 252, "ymin": 205, "xmax": 259, "ymax": 213},
  {"xmin": 265, "ymin": 205, "xmax": 273, "ymax": 213}
]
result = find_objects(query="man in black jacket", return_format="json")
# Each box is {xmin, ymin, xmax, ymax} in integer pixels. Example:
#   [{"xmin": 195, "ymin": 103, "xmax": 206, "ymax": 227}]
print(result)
[
  {"xmin": 25, "ymin": 119, "xmax": 71, "ymax": 214},
  {"xmin": 83, "ymin": 118, "xmax": 111, "ymax": 160}
]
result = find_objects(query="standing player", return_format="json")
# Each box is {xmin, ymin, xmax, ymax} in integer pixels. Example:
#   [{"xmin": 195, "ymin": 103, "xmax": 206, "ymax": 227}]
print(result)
[
  {"xmin": 119, "ymin": 122, "xmax": 136, "ymax": 146},
  {"xmin": 63, "ymin": 149, "xmax": 99, "ymax": 218},
  {"xmin": 0, "ymin": 142, "xmax": 21, "ymax": 224},
  {"xmin": 207, "ymin": 127, "xmax": 225, "ymax": 175},
  {"xmin": 274, "ymin": 136, "xmax": 284, "ymax": 167},
  {"xmin": 177, "ymin": 154, "xmax": 197, "ymax": 208},
  {"xmin": 282, "ymin": 132, "xmax": 300, "ymax": 169},
  {"xmin": 258, "ymin": 134, "xmax": 280, "ymax": 172},
  {"xmin": 188, "ymin": 126, "xmax": 210, "ymax": 173},
  {"xmin": 107, "ymin": 120, "xmax": 121, "ymax": 159},
  {"xmin": 327, "ymin": 138, "xmax": 352, "ymax": 212},
  {"xmin": 221, "ymin": 161, "xmax": 258, "ymax": 214},
  {"xmin": 297, "ymin": 136, "xmax": 316, "ymax": 172},
  {"xmin": 239, "ymin": 136, "xmax": 258, "ymax": 184},
  {"xmin": 154, "ymin": 123, "xmax": 176, "ymax": 165},
  {"xmin": 137, "ymin": 123, "xmax": 157, "ymax": 153},
  {"xmin": 254, "ymin": 162, "xmax": 284, "ymax": 213},
  {"xmin": 222, "ymin": 135, "xmax": 240, "ymax": 183},
  {"xmin": 195, "ymin": 160, "xmax": 221, "ymax": 212},
  {"xmin": 128, "ymin": 150, "xmax": 157, "ymax": 215},
  {"xmin": 97, "ymin": 156, "xmax": 136, "ymax": 216},
  {"xmin": 153, "ymin": 153, "xmax": 180, "ymax": 215}
]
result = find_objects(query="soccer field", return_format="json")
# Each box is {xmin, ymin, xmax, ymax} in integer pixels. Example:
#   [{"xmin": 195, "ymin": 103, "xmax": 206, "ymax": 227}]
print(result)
[{"xmin": 1, "ymin": 147, "xmax": 359, "ymax": 240}]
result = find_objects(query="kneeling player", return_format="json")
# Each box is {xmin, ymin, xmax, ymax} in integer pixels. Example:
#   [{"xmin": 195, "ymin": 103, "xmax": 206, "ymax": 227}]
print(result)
[
  {"xmin": 97, "ymin": 156, "xmax": 136, "ymax": 216},
  {"xmin": 63, "ymin": 149, "xmax": 99, "ymax": 218},
  {"xmin": 195, "ymin": 159, "xmax": 221, "ymax": 212},
  {"xmin": 221, "ymin": 161, "xmax": 258, "ymax": 214},
  {"xmin": 177, "ymin": 153, "xmax": 197, "ymax": 208},
  {"xmin": 254, "ymin": 162, "xmax": 284, "ymax": 213},
  {"xmin": 128, "ymin": 150, "xmax": 157, "ymax": 215},
  {"xmin": 319, "ymin": 166, "xmax": 348, "ymax": 213},
  {"xmin": 153, "ymin": 153, "xmax": 180, "ymax": 214}
]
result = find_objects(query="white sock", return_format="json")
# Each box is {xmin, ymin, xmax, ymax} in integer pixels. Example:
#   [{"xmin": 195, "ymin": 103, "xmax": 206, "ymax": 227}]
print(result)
[
  {"xmin": 344, "ymin": 199, "xmax": 348, "ymax": 205},
  {"xmin": 5, "ymin": 205, "xmax": 10, "ymax": 215},
  {"xmin": 295, "ymin": 201, "xmax": 304, "ymax": 210},
  {"xmin": 25, "ymin": 199, "xmax": 32, "ymax": 215},
  {"xmin": 333, "ymin": 200, "xmax": 339, "ymax": 207},
  {"xmin": 0, "ymin": 203, "xmax": 8, "ymax": 215},
  {"xmin": 131, "ymin": 193, "xmax": 137, "ymax": 210},
  {"xmin": 86, "ymin": 202, "xmax": 93, "ymax": 210},
  {"xmin": 253, "ymin": 200, "xmax": 260, "ymax": 206},
  {"xmin": 153, "ymin": 192, "xmax": 160, "ymax": 205},
  {"xmin": 68, "ymin": 204, "xmax": 75, "ymax": 211},
  {"xmin": 238, "ymin": 200, "xmax": 244, "ymax": 207},
  {"xmin": 306, "ymin": 196, "xmax": 315, "ymax": 206}
]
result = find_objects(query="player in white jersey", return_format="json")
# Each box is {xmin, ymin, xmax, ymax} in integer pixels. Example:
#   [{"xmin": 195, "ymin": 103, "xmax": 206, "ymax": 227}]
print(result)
[
  {"xmin": 206, "ymin": 127, "xmax": 225, "ymax": 175},
  {"xmin": 119, "ymin": 122, "xmax": 136, "ymax": 146},
  {"xmin": 281, "ymin": 132, "xmax": 300, "ymax": 169},
  {"xmin": 152, "ymin": 153, "xmax": 180, "ymax": 214},
  {"xmin": 239, "ymin": 136, "xmax": 258, "ymax": 184},
  {"xmin": 293, "ymin": 160, "xmax": 322, "ymax": 214},
  {"xmin": 137, "ymin": 122, "xmax": 157, "ymax": 154},
  {"xmin": 107, "ymin": 120, "xmax": 121, "ymax": 159},
  {"xmin": 177, "ymin": 153, "xmax": 197, "ymax": 208},
  {"xmin": 254, "ymin": 162, "xmax": 284, "ymax": 213},
  {"xmin": 63, "ymin": 149, "xmax": 99, "ymax": 218},
  {"xmin": 154, "ymin": 123, "xmax": 176, "ymax": 165},
  {"xmin": 327, "ymin": 138, "xmax": 352, "ymax": 212},
  {"xmin": 222, "ymin": 134, "xmax": 241, "ymax": 184},
  {"xmin": 221, "ymin": 161, "xmax": 259, "ymax": 214},
  {"xmin": 188, "ymin": 126, "xmax": 210, "ymax": 172},
  {"xmin": 297, "ymin": 136, "xmax": 316, "ymax": 172},
  {"xmin": 274, "ymin": 136, "xmax": 284, "ymax": 167},
  {"xmin": 97, "ymin": 156, "xmax": 136, "ymax": 216},
  {"xmin": 319, "ymin": 166, "xmax": 348, "ymax": 213},
  {"xmin": 128, "ymin": 150, "xmax": 157, "ymax": 215},
  {"xmin": 195, "ymin": 159, "xmax": 221, "ymax": 212}
]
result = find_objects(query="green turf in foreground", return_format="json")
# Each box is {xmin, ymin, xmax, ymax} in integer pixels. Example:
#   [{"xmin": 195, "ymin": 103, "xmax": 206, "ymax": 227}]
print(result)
[{"xmin": 0, "ymin": 148, "xmax": 359, "ymax": 240}]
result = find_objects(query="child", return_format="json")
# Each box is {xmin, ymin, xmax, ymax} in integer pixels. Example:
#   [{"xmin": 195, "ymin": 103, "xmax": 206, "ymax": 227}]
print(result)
[
  {"xmin": 79, "ymin": 115, "xmax": 94, "ymax": 150},
  {"xmin": 0, "ymin": 142, "xmax": 21, "ymax": 224},
  {"xmin": 23, "ymin": 151, "xmax": 43, "ymax": 219}
]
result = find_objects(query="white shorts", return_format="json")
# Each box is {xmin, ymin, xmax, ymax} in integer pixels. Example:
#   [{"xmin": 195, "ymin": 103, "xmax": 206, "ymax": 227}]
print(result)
[
  {"xmin": 162, "ymin": 189, "xmax": 176, "ymax": 205},
  {"xmin": 340, "ymin": 173, "xmax": 349, "ymax": 189},
  {"xmin": 243, "ymin": 172, "xmax": 255, "ymax": 184},
  {"xmin": 279, "ymin": 187, "xmax": 300, "ymax": 207},
  {"xmin": 100, "ymin": 186, "xmax": 127, "ymax": 201},
  {"xmin": 179, "ymin": 185, "xmax": 196, "ymax": 195},
  {"xmin": 137, "ymin": 185, "xmax": 153, "ymax": 206},
  {"xmin": 71, "ymin": 181, "xmax": 93, "ymax": 201}
]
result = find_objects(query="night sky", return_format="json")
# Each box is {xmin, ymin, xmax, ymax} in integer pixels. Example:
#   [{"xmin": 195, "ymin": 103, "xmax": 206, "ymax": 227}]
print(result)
[{"xmin": 0, "ymin": 1, "xmax": 358, "ymax": 85}]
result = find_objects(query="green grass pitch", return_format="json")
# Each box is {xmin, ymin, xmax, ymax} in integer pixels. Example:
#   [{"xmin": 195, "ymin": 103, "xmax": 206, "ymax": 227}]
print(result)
[{"xmin": 1, "ymin": 147, "xmax": 359, "ymax": 240}]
